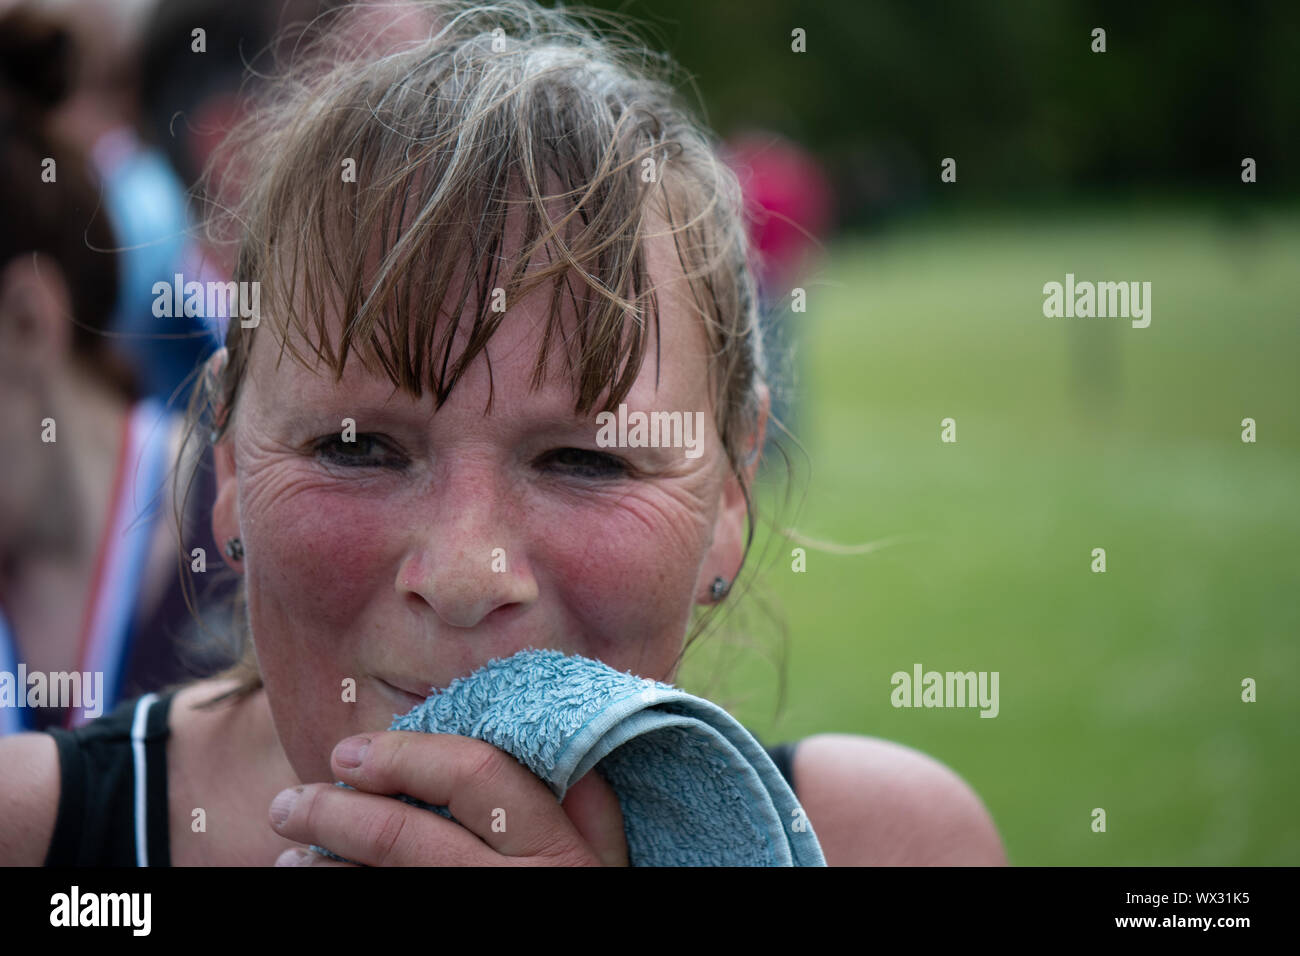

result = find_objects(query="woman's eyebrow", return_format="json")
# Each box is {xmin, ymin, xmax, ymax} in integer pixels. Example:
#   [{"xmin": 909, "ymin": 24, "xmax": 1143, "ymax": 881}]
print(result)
[
  {"xmin": 266, "ymin": 403, "xmax": 590, "ymax": 431},
  {"xmin": 268, "ymin": 403, "xmax": 418, "ymax": 431}
]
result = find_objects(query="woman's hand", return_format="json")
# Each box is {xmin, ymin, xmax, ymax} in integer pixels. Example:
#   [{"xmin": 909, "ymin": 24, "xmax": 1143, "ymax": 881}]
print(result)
[{"xmin": 268, "ymin": 732, "xmax": 629, "ymax": 866}]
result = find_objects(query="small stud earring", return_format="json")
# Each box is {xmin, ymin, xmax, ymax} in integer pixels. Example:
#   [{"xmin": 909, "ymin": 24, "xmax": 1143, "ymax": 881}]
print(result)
[
  {"xmin": 710, "ymin": 576, "xmax": 729, "ymax": 602},
  {"xmin": 224, "ymin": 538, "xmax": 244, "ymax": 561}
]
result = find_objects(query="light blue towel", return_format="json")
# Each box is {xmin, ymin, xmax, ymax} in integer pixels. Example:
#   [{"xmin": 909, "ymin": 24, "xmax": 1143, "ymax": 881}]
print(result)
[{"xmin": 314, "ymin": 648, "xmax": 826, "ymax": 866}]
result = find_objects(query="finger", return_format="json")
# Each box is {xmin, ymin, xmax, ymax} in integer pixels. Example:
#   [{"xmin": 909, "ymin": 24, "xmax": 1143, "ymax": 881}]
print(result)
[
  {"xmin": 561, "ymin": 770, "xmax": 628, "ymax": 867},
  {"xmin": 274, "ymin": 846, "xmax": 357, "ymax": 867},
  {"xmin": 331, "ymin": 732, "xmax": 596, "ymax": 864},
  {"xmin": 270, "ymin": 782, "xmax": 497, "ymax": 866}
]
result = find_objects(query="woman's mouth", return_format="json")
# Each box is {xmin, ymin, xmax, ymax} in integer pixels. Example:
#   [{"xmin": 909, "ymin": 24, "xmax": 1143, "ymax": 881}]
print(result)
[{"xmin": 375, "ymin": 676, "xmax": 431, "ymax": 711}]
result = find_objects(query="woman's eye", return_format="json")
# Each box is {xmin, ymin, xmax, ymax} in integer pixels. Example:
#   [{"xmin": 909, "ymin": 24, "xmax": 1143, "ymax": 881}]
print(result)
[
  {"xmin": 313, "ymin": 434, "xmax": 407, "ymax": 469},
  {"xmin": 539, "ymin": 447, "xmax": 629, "ymax": 479}
]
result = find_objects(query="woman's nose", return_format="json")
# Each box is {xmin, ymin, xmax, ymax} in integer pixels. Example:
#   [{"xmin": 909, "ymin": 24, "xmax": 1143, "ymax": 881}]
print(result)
[{"xmin": 394, "ymin": 471, "xmax": 539, "ymax": 629}]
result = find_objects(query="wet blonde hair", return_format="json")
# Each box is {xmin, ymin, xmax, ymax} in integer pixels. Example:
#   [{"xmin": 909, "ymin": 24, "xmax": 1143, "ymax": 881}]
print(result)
[{"xmin": 182, "ymin": 0, "xmax": 771, "ymax": 703}]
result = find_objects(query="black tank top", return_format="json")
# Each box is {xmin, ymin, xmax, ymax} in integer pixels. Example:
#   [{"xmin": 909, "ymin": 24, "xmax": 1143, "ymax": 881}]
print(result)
[
  {"xmin": 43, "ymin": 690, "xmax": 801, "ymax": 866},
  {"xmin": 44, "ymin": 691, "xmax": 174, "ymax": 866}
]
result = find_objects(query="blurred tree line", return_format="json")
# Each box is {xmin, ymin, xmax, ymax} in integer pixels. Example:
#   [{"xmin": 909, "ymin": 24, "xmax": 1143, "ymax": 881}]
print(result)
[{"xmin": 581, "ymin": 0, "xmax": 1299, "ymax": 225}]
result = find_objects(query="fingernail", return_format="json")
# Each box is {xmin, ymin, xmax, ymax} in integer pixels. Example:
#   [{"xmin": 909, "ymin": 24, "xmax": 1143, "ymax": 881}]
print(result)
[
  {"xmin": 276, "ymin": 848, "xmax": 312, "ymax": 867},
  {"xmin": 270, "ymin": 787, "xmax": 301, "ymax": 827},
  {"xmin": 334, "ymin": 735, "xmax": 370, "ymax": 770}
]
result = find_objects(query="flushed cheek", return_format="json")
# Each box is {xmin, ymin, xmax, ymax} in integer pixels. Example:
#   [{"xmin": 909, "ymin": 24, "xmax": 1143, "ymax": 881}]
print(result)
[
  {"xmin": 242, "ymin": 469, "xmax": 403, "ymax": 637},
  {"xmin": 537, "ymin": 497, "xmax": 708, "ymax": 676},
  {"xmin": 241, "ymin": 473, "xmax": 400, "ymax": 688},
  {"xmin": 242, "ymin": 472, "xmax": 415, "ymax": 780}
]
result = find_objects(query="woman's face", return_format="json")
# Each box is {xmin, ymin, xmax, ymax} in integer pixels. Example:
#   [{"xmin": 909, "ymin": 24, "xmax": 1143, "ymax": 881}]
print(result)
[{"xmin": 212, "ymin": 237, "xmax": 757, "ymax": 784}]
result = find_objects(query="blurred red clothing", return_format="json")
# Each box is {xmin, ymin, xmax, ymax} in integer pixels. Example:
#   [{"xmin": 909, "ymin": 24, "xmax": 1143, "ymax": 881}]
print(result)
[{"xmin": 723, "ymin": 132, "xmax": 833, "ymax": 298}]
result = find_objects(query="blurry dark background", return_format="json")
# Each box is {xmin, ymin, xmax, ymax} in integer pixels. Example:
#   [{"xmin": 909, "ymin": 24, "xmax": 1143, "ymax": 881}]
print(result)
[{"xmin": 585, "ymin": 0, "xmax": 1298, "ymax": 220}]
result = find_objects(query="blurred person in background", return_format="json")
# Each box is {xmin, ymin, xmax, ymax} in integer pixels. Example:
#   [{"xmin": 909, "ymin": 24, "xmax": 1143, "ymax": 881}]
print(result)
[
  {"xmin": 20, "ymin": 0, "xmax": 320, "ymax": 403},
  {"xmin": 34, "ymin": 0, "xmax": 205, "ymax": 403},
  {"xmin": 0, "ymin": 5, "xmax": 231, "ymax": 735},
  {"xmin": 35, "ymin": 0, "xmax": 271, "ymax": 403},
  {"xmin": 724, "ymin": 131, "xmax": 833, "ymax": 457}
]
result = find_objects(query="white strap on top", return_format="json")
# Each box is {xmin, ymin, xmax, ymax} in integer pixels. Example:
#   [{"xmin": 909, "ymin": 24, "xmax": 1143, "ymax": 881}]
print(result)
[{"xmin": 131, "ymin": 692, "xmax": 159, "ymax": 867}]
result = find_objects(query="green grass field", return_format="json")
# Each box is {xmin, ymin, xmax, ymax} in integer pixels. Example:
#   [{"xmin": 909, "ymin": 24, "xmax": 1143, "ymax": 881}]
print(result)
[{"xmin": 677, "ymin": 201, "xmax": 1300, "ymax": 865}]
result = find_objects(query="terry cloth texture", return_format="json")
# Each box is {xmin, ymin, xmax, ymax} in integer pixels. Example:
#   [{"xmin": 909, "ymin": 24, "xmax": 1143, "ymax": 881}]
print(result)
[{"xmin": 313, "ymin": 648, "xmax": 826, "ymax": 866}]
